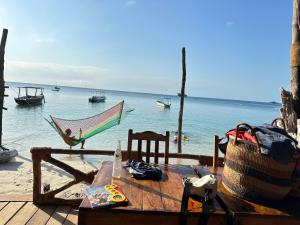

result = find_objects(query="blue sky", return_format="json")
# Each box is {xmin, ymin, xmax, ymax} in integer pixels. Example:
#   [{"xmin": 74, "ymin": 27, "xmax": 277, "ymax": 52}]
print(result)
[{"xmin": 0, "ymin": 0, "xmax": 293, "ymax": 101}]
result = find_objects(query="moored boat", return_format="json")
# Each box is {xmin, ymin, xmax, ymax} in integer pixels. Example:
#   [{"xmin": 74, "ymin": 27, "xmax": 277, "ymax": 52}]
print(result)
[
  {"xmin": 89, "ymin": 95, "xmax": 106, "ymax": 103},
  {"xmin": 52, "ymin": 85, "xmax": 60, "ymax": 91},
  {"xmin": 0, "ymin": 146, "xmax": 18, "ymax": 163},
  {"xmin": 14, "ymin": 87, "xmax": 45, "ymax": 106},
  {"xmin": 89, "ymin": 90, "xmax": 106, "ymax": 103},
  {"xmin": 156, "ymin": 98, "xmax": 171, "ymax": 108}
]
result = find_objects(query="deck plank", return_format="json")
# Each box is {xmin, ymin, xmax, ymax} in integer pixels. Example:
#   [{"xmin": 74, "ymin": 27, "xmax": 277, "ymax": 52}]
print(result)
[
  {"xmin": 0, "ymin": 194, "xmax": 32, "ymax": 202},
  {"xmin": 0, "ymin": 202, "xmax": 25, "ymax": 225},
  {"xmin": 63, "ymin": 208, "xmax": 78, "ymax": 225},
  {"xmin": 46, "ymin": 206, "xmax": 71, "ymax": 225},
  {"xmin": 0, "ymin": 202, "xmax": 8, "ymax": 211},
  {"xmin": 6, "ymin": 202, "xmax": 39, "ymax": 225},
  {"xmin": 26, "ymin": 205, "xmax": 56, "ymax": 225}
]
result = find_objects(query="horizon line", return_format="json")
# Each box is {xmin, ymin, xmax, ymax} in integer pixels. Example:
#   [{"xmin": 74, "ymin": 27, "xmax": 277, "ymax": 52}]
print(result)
[{"xmin": 6, "ymin": 80, "xmax": 281, "ymax": 105}]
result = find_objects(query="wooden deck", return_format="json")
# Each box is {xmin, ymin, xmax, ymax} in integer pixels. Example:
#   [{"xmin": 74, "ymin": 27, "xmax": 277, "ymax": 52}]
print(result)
[{"xmin": 0, "ymin": 195, "xmax": 78, "ymax": 225}]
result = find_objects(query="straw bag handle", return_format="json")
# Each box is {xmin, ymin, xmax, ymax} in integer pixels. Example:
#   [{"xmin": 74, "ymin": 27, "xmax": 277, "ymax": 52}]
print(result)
[
  {"xmin": 234, "ymin": 123, "xmax": 261, "ymax": 153},
  {"xmin": 271, "ymin": 117, "xmax": 286, "ymax": 131}
]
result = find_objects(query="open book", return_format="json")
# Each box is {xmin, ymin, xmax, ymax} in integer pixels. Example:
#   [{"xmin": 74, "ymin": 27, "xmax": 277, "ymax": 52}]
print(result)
[{"xmin": 86, "ymin": 184, "xmax": 128, "ymax": 208}]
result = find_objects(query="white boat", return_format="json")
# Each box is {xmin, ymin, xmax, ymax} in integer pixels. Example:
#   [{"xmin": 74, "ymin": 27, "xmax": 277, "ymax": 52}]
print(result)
[
  {"xmin": 156, "ymin": 98, "xmax": 171, "ymax": 108},
  {"xmin": 0, "ymin": 147, "xmax": 18, "ymax": 163},
  {"xmin": 172, "ymin": 131, "xmax": 189, "ymax": 143}
]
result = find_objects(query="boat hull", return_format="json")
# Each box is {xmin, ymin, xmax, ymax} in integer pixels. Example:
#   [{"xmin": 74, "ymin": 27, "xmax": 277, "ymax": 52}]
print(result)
[
  {"xmin": 156, "ymin": 100, "xmax": 171, "ymax": 108},
  {"xmin": 0, "ymin": 149, "xmax": 18, "ymax": 163},
  {"xmin": 89, "ymin": 96, "xmax": 106, "ymax": 103},
  {"xmin": 14, "ymin": 95, "xmax": 45, "ymax": 106}
]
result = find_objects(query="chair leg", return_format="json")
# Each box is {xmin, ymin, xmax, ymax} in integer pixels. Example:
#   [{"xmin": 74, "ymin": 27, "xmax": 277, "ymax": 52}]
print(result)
[{"xmin": 213, "ymin": 135, "xmax": 219, "ymax": 169}]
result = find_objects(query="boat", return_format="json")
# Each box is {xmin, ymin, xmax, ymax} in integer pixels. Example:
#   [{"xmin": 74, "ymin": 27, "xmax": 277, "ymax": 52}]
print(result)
[
  {"xmin": 177, "ymin": 93, "xmax": 187, "ymax": 97},
  {"xmin": 0, "ymin": 146, "xmax": 18, "ymax": 163},
  {"xmin": 172, "ymin": 131, "xmax": 189, "ymax": 143},
  {"xmin": 89, "ymin": 90, "xmax": 106, "ymax": 103},
  {"xmin": 156, "ymin": 98, "xmax": 171, "ymax": 108},
  {"xmin": 14, "ymin": 87, "xmax": 45, "ymax": 106},
  {"xmin": 52, "ymin": 83, "xmax": 60, "ymax": 91}
]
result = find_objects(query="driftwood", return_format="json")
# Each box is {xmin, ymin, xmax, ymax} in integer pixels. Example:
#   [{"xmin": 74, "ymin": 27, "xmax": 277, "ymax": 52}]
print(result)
[
  {"xmin": 280, "ymin": 87, "xmax": 297, "ymax": 134},
  {"xmin": 31, "ymin": 147, "xmax": 223, "ymax": 206}
]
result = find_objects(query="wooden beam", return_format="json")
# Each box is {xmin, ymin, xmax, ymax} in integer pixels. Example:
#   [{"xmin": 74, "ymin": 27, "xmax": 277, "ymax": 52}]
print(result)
[
  {"xmin": 32, "ymin": 152, "xmax": 42, "ymax": 204},
  {"xmin": 291, "ymin": 0, "xmax": 300, "ymax": 117},
  {"xmin": 178, "ymin": 47, "xmax": 187, "ymax": 153},
  {"xmin": 43, "ymin": 155, "xmax": 97, "ymax": 184},
  {"xmin": 0, "ymin": 28, "xmax": 8, "ymax": 146}
]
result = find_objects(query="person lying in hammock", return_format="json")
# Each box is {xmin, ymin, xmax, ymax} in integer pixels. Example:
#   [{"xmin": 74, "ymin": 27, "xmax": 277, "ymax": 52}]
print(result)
[{"xmin": 65, "ymin": 128, "xmax": 85, "ymax": 149}]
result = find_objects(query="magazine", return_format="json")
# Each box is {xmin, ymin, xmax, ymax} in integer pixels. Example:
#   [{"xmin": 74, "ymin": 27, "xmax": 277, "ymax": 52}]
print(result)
[{"xmin": 86, "ymin": 184, "xmax": 128, "ymax": 208}]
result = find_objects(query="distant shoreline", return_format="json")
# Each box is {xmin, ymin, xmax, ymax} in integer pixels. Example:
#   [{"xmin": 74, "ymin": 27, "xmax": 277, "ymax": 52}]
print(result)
[{"xmin": 6, "ymin": 80, "xmax": 281, "ymax": 106}]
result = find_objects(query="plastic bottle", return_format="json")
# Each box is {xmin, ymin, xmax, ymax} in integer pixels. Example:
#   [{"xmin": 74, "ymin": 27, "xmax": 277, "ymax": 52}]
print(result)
[{"xmin": 112, "ymin": 140, "xmax": 122, "ymax": 179}]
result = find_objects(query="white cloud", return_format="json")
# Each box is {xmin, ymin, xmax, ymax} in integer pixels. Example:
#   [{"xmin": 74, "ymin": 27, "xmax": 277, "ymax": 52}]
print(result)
[
  {"xmin": 6, "ymin": 60, "xmax": 109, "ymax": 86},
  {"xmin": 5, "ymin": 60, "xmax": 178, "ymax": 95},
  {"xmin": 125, "ymin": 0, "xmax": 136, "ymax": 7},
  {"xmin": 226, "ymin": 21, "xmax": 234, "ymax": 26},
  {"xmin": 34, "ymin": 37, "xmax": 56, "ymax": 43}
]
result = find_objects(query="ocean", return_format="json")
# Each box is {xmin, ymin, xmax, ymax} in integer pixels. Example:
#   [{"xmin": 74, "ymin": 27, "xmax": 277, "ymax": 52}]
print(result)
[{"xmin": 3, "ymin": 82, "xmax": 280, "ymax": 160}]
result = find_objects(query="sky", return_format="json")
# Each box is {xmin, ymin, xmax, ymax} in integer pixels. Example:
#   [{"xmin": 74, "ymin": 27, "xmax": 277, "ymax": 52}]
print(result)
[{"xmin": 0, "ymin": 0, "xmax": 294, "ymax": 101}]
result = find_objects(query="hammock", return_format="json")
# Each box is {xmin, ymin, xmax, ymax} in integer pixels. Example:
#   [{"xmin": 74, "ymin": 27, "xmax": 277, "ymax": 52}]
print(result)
[{"xmin": 47, "ymin": 101, "xmax": 124, "ymax": 147}]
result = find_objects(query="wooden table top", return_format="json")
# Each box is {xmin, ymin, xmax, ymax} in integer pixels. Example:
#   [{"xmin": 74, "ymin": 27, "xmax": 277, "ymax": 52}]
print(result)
[
  {"xmin": 79, "ymin": 161, "xmax": 225, "ymax": 216},
  {"xmin": 194, "ymin": 166, "xmax": 300, "ymax": 225}
]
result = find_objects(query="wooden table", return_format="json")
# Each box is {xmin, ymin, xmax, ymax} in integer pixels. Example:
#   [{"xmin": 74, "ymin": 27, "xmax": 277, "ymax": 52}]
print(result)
[
  {"xmin": 78, "ymin": 162, "xmax": 226, "ymax": 225},
  {"xmin": 194, "ymin": 166, "xmax": 300, "ymax": 225}
]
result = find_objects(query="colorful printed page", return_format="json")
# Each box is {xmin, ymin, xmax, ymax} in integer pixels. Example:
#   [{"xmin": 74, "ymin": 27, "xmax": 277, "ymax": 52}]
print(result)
[{"xmin": 86, "ymin": 184, "xmax": 128, "ymax": 208}]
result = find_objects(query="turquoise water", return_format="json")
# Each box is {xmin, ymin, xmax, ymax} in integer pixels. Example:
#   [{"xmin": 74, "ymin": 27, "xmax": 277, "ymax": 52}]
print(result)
[{"xmin": 3, "ymin": 82, "xmax": 280, "ymax": 158}]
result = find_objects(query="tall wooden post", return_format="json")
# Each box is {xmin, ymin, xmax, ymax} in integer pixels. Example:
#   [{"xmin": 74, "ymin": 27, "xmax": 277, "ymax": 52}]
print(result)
[
  {"xmin": 0, "ymin": 29, "xmax": 8, "ymax": 147},
  {"xmin": 291, "ymin": 0, "xmax": 300, "ymax": 117},
  {"xmin": 178, "ymin": 47, "xmax": 186, "ymax": 153},
  {"xmin": 280, "ymin": 0, "xmax": 300, "ymax": 134}
]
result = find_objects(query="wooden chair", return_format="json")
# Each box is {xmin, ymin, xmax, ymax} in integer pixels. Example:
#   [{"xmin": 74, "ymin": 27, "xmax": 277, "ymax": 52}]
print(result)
[
  {"xmin": 213, "ymin": 135, "xmax": 223, "ymax": 169},
  {"xmin": 127, "ymin": 129, "xmax": 170, "ymax": 164}
]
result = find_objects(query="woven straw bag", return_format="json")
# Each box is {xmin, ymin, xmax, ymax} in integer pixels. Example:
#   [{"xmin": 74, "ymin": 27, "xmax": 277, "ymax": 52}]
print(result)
[
  {"xmin": 271, "ymin": 118, "xmax": 300, "ymax": 198},
  {"xmin": 222, "ymin": 123, "xmax": 296, "ymax": 201}
]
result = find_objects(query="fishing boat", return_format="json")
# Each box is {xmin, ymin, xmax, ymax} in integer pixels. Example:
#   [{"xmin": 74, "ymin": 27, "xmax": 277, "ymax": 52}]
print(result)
[
  {"xmin": 156, "ymin": 98, "xmax": 171, "ymax": 108},
  {"xmin": 14, "ymin": 87, "xmax": 45, "ymax": 106},
  {"xmin": 89, "ymin": 90, "xmax": 106, "ymax": 103},
  {"xmin": 52, "ymin": 83, "xmax": 60, "ymax": 91}
]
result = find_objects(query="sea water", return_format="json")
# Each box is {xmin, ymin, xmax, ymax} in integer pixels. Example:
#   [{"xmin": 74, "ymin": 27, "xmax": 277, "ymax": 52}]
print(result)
[{"xmin": 3, "ymin": 82, "xmax": 279, "ymax": 161}]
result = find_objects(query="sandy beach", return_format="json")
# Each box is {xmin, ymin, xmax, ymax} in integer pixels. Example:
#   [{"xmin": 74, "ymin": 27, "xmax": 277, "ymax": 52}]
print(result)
[{"xmin": 0, "ymin": 154, "xmax": 101, "ymax": 198}]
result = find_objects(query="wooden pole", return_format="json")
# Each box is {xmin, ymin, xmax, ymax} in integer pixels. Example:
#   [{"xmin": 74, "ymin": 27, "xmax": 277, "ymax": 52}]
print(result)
[
  {"xmin": 291, "ymin": 0, "xmax": 300, "ymax": 117},
  {"xmin": 280, "ymin": 0, "xmax": 300, "ymax": 134},
  {"xmin": 0, "ymin": 28, "xmax": 8, "ymax": 147},
  {"xmin": 178, "ymin": 47, "xmax": 186, "ymax": 153}
]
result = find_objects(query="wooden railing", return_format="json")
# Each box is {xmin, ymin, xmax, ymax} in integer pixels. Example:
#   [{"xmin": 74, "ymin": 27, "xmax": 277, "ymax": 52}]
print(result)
[{"xmin": 31, "ymin": 147, "xmax": 224, "ymax": 205}]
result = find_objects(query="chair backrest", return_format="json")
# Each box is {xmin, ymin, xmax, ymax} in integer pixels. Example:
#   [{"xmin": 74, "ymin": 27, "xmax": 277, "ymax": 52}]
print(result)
[{"xmin": 127, "ymin": 129, "xmax": 170, "ymax": 164}]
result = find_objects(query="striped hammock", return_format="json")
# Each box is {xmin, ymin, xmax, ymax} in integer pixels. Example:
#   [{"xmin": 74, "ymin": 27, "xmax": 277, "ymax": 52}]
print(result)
[{"xmin": 47, "ymin": 101, "xmax": 124, "ymax": 147}]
